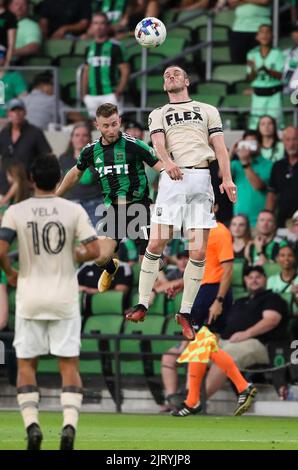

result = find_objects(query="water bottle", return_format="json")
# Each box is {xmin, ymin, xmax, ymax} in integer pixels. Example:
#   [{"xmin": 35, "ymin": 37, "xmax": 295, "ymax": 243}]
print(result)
[{"xmin": 224, "ymin": 119, "xmax": 231, "ymax": 131}]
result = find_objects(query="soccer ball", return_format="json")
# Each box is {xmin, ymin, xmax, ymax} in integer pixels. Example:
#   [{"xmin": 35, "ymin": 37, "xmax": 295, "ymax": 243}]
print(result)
[{"xmin": 135, "ymin": 17, "xmax": 167, "ymax": 48}]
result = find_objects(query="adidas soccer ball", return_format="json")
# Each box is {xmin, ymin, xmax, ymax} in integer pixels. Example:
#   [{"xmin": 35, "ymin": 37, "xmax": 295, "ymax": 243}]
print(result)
[{"xmin": 135, "ymin": 17, "xmax": 167, "ymax": 48}]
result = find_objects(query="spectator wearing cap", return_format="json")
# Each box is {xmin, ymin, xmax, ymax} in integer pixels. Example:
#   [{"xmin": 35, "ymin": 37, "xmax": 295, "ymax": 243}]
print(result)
[
  {"xmin": 124, "ymin": 120, "xmax": 144, "ymax": 140},
  {"xmin": 0, "ymin": 98, "xmax": 51, "ymax": 195},
  {"xmin": 0, "ymin": 0, "xmax": 16, "ymax": 67},
  {"xmin": 8, "ymin": 0, "xmax": 42, "ymax": 61},
  {"xmin": 22, "ymin": 72, "xmax": 82, "ymax": 130},
  {"xmin": 0, "ymin": 44, "xmax": 27, "ymax": 119},
  {"xmin": 82, "ymin": 12, "xmax": 129, "ymax": 117},
  {"xmin": 205, "ymin": 265, "xmax": 288, "ymax": 398},
  {"xmin": 266, "ymin": 127, "xmax": 298, "ymax": 228},
  {"xmin": 39, "ymin": 0, "xmax": 91, "ymax": 39}
]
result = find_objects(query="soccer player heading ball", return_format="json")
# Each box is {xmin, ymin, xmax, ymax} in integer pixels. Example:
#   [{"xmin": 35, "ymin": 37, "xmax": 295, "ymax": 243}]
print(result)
[{"xmin": 127, "ymin": 65, "xmax": 237, "ymax": 340}]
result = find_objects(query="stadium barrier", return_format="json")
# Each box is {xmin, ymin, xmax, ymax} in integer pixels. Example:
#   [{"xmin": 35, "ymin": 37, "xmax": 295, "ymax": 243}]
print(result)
[{"xmin": 0, "ymin": 331, "xmax": 295, "ymax": 413}]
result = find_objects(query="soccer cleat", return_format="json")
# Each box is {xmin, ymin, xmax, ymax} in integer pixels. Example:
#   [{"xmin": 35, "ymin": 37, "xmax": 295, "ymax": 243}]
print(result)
[
  {"xmin": 234, "ymin": 384, "xmax": 258, "ymax": 416},
  {"xmin": 171, "ymin": 402, "xmax": 202, "ymax": 417},
  {"xmin": 27, "ymin": 423, "xmax": 43, "ymax": 451},
  {"xmin": 60, "ymin": 425, "xmax": 76, "ymax": 451},
  {"xmin": 98, "ymin": 258, "xmax": 119, "ymax": 293},
  {"xmin": 125, "ymin": 304, "xmax": 147, "ymax": 322},
  {"xmin": 175, "ymin": 313, "xmax": 195, "ymax": 340}
]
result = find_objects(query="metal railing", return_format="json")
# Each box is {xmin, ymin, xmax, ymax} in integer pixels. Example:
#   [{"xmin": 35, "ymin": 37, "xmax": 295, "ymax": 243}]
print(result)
[{"xmin": 0, "ymin": 330, "xmax": 293, "ymax": 413}]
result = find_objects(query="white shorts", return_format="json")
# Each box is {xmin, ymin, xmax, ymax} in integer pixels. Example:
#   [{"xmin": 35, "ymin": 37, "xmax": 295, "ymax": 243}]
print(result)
[
  {"xmin": 13, "ymin": 315, "xmax": 81, "ymax": 359},
  {"xmin": 83, "ymin": 93, "xmax": 123, "ymax": 117},
  {"xmin": 151, "ymin": 168, "xmax": 217, "ymax": 230}
]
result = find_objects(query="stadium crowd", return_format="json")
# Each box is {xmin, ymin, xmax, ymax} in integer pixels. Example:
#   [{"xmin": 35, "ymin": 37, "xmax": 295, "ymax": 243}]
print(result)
[{"xmin": 0, "ymin": 0, "xmax": 297, "ymax": 410}]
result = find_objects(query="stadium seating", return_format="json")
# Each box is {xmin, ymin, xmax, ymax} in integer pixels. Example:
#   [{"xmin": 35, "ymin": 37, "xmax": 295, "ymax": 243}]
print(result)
[
  {"xmin": 213, "ymin": 65, "xmax": 247, "ymax": 85},
  {"xmin": 192, "ymin": 80, "xmax": 228, "ymax": 96},
  {"xmin": 43, "ymin": 39, "xmax": 73, "ymax": 60},
  {"xmin": 91, "ymin": 291, "xmax": 124, "ymax": 315},
  {"xmin": 232, "ymin": 260, "xmax": 245, "ymax": 288},
  {"xmin": 120, "ymin": 316, "xmax": 165, "ymax": 375}
]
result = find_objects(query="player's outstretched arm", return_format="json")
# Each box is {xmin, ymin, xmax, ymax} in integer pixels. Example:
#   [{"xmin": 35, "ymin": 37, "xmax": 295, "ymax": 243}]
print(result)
[
  {"xmin": 56, "ymin": 166, "xmax": 83, "ymax": 197},
  {"xmin": 152, "ymin": 132, "xmax": 183, "ymax": 181},
  {"xmin": 211, "ymin": 134, "xmax": 237, "ymax": 203}
]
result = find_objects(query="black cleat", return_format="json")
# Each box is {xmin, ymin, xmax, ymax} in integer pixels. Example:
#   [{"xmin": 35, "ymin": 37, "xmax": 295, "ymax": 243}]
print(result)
[
  {"xmin": 171, "ymin": 402, "xmax": 202, "ymax": 417},
  {"xmin": 27, "ymin": 423, "xmax": 43, "ymax": 451},
  {"xmin": 60, "ymin": 425, "xmax": 76, "ymax": 450},
  {"xmin": 234, "ymin": 384, "xmax": 258, "ymax": 416}
]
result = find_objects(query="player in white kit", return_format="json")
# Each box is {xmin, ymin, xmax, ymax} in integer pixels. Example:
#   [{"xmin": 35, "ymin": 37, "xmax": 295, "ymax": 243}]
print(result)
[
  {"xmin": 0, "ymin": 156, "xmax": 100, "ymax": 450},
  {"xmin": 126, "ymin": 65, "xmax": 237, "ymax": 340}
]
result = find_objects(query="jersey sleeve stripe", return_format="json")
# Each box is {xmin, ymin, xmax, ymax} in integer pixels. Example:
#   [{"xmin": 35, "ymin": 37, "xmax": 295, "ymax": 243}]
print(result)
[
  {"xmin": 80, "ymin": 235, "xmax": 98, "ymax": 245},
  {"xmin": 208, "ymin": 127, "xmax": 223, "ymax": 136},
  {"xmin": 0, "ymin": 227, "xmax": 17, "ymax": 244},
  {"xmin": 150, "ymin": 129, "xmax": 165, "ymax": 136}
]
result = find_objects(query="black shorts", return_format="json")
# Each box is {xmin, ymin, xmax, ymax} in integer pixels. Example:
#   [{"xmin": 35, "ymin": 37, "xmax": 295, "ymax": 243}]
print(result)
[
  {"xmin": 191, "ymin": 284, "xmax": 233, "ymax": 335},
  {"xmin": 95, "ymin": 200, "xmax": 151, "ymax": 256}
]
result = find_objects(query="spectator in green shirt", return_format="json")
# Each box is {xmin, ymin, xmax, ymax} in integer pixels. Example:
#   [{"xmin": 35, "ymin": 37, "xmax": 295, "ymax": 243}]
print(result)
[
  {"xmin": 0, "ymin": 268, "xmax": 8, "ymax": 330},
  {"xmin": 9, "ymin": 0, "xmax": 42, "ymax": 61},
  {"xmin": 247, "ymin": 24, "xmax": 284, "ymax": 130},
  {"xmin": 256, "ymin": 115, "xmax": 284, "ymax": 162},
  {"xmin": 231, "ymin": 130, "xmax": 273, "ymax": 227},
  {"xmin": 267, "ymin": 245, "xmax": 298, "ymax": 294},
  {"xmin": 246, "ymin": 210, "xmax": 287, "ymax": 266},
  {"xmin": 229, "ymin": 0, "xmax": 271, "ymax": 64},
  {"xmin": 0, "ymin": 45, "xmax": 27, "ymax": 119}
]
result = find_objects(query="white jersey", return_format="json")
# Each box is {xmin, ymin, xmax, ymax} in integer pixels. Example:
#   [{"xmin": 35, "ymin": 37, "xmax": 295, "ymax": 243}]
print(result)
[
  {"xmin": 148, "ymin": 99, "xmax": 223, "ymax": 167},
  {"xmin": 1, "ymin": 197, "xmax": 97, "ymax": 320}
]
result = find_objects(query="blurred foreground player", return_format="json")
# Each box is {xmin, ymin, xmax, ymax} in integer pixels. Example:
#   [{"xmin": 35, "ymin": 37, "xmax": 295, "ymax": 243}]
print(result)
[{"xmin": 0, "ymin": 156, "xmax": 100, "ymax": 450}]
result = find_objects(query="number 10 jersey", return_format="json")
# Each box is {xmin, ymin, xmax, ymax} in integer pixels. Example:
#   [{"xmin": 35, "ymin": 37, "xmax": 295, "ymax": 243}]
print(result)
[{"xmin": 0, "ymin": 197, "xmax": 97, "ymax": 320}]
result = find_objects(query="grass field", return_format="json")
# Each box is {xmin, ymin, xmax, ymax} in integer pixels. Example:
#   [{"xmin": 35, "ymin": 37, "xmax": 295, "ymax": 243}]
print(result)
[{"xmin": 0, "ymin": 412, "xmax": 298, "ymax": 450}]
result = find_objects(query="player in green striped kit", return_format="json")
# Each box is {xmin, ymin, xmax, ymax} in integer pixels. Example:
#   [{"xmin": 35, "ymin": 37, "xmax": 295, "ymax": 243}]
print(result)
[
  {"xmin": 247, "ymin": 24, "xmax": 284, "ymax": 130},
  {"xmin": 82, "ymin": 12, "xmax": 130, "ymax": 117},
  {"xmin": 57, "ymin": 103, "xmax": 162, "ymax": 292}
]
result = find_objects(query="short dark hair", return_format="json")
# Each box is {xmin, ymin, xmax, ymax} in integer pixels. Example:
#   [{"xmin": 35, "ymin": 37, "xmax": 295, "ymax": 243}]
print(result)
[
  {"xmin": 32, "ymin": 72, "xmax": 53, "ymax": 89},
  {"xmin": 31, "ymin": 155, "xmax": 61, "ymax": 191},
  {"xmin": 243, "ymin": 265, "xmax": 266, "ymax": 278},
  {"xmin": 258, "ymin": 209, "xmax": 275, "ymax": 218},
  {"xmin": 243, "ymin": 130, "xmax": 258, "ymax": 139},
  {"xmin": 96, "ymin": 103, "xmax": 119, "ymax": 118},
  {"xmin": 92, "ymin": 11, "xmax": 109, "ymax": 23},
  {"xmin": 164, "ymin": 65, "xmax": 189, "ymax": 80},
  {"xmin": 258, "ymin": 24, "xmax": 272, "ymax": 32},
  {"xmin": 124, "ymin": 120, "xmax": 143, "ymax": 132}
]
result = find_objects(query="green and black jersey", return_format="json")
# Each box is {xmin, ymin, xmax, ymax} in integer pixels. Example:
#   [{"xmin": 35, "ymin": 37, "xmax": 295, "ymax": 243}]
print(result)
[
  {"xmin": 86, "ymin": 39, "xmax": 127, "ymax": 95},
  {"xmin": 77, "ymin": 132, "xmax": 159, "ymax": 206},
  {"xmin": 96, "ymin": 0, "xmax": 128, "ymax": 23}
]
